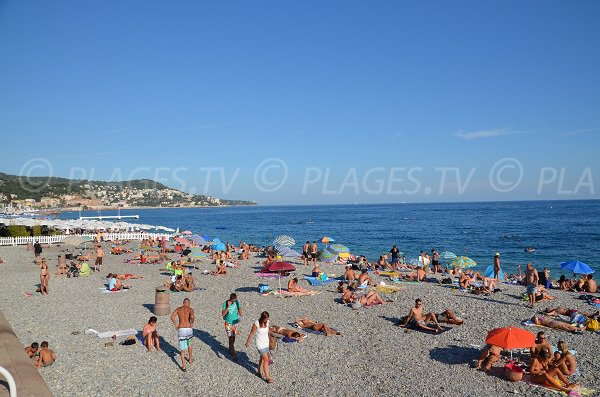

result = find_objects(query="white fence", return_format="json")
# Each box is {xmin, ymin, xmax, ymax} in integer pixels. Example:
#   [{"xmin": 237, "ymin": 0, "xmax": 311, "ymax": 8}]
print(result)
[{"xmin": 0, "ymin": 233, "xmax": 172, "ymax": 247}]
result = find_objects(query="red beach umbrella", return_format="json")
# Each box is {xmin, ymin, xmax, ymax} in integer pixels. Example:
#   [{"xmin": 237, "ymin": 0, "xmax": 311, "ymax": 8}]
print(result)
[
  {"xmin": 266, "ymin": 261, "xmax": 296, "ymax": 272},
  {"xmin": 485, "ymin": 327, "xmax": 535, "ymax": 360}
]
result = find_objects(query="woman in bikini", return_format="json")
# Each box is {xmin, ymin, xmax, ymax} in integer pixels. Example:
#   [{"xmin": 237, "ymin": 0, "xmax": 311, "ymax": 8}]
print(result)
[
  {"xmin": 39, "ymin": 260, "xmax": 50, "ymax": 294},
  {"xmin": 532, "ymin": 315, "xmax": 584, "ymax": 333},
  {"xmin": 529, "ymin": 348, "xmax": 576, "ymax": 393},
  {"xmin": 295, "ymin": 317, "xmax": 341, "ymax": 336},
  {"xmin": 270, "ymin": 325, "xmax": 306, "ymax": 342},
  {"xmin": 287, "ymin": 278, "xmax": 310, "ymax": 293},
  {"xmin": 553, "ymin": 340, "xmax": 577, "ymax": 376}
]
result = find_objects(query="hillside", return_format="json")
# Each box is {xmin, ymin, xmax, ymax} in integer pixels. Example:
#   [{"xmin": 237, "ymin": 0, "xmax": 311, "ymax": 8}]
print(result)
[{"xmin": 0, "ymin": 172, "xmax": 255, "ymax": 207}]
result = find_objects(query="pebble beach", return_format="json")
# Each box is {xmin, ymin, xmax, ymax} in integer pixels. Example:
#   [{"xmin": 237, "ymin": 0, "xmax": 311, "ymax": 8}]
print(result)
[{"xmin": 1, "ymin": 242, "xmax": 599, "ymax": 397}]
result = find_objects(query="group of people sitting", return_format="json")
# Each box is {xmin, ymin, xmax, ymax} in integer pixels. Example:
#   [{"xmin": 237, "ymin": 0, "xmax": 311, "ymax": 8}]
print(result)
[
  {"xmin": 25, "ymin": 341, "xmax": 56, "ymax": 368},
  {"xmin": 558, "ymin": 274, "xmax": 597, "ymax": 293},
  {"xmin": 476, "ymin": 332, "xmax": 578, "ymax": 393}
]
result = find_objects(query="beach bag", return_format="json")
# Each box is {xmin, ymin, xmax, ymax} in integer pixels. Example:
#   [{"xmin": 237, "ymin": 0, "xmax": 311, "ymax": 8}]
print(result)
[
  {"xmin": 258, "ymin": 284, "xmax": 270, "ymax": 293},
  {"xmin": 441, "ymin": 278, "xmax": 452, "ymax": 284},
  {"xmin": 585, "ymin": 318, "xmax": 599, "ymax": 331},
  {"xmin": 504, "ymin": 363, "xmax": 524, "ymax": 382}
]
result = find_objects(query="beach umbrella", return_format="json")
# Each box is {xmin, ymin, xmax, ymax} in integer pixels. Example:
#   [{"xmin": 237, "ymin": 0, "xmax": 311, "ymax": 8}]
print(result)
[
  {"xmin": 62, "ymin": 236, "xmax": 93, "ymax": 247},
  {"xmin": 273, "ymin": 235, "xmax": 295, "ymax": 247},
  {"xmin": 181, "ymin": 230, "xmax": 192, "ymax": 235},
  {"xmin": 175, "ymin": 237, "xmax": 190, "ymax": 246},
  {"xmin": 274, "ymin": 244, "xmax": 301, "ymax": 258},
  {"xmin": 265, "ymin": 262, "xmax": 296, "ymax": 292},
  {"xmin": 321, "ymin": 236, "xmax": 334, "ymax": 244},
  {"xmin": 189, "ymin": 235, "xmax": 208, "ymax": 246},
  {"xmin": 441, "ymin": 251, "xmax": 457, "ymax": 261},
  {"xmin": 213, "ymin": 242, "xmax": 226, "ymax": 251},
  {"xmin": 560, "ymin": 260, "xmax": 594, "ymax": 275},
  {"xmin": 328, "ymin": 244, "xmax": 350, "ymax": 254},
  {"xmin": 450, "ymin": 256, "xmax": 477, "ymax": 268},
  {"xmin": 485, "ymin": 265, "xmax": 505, "ymax": 281},
  {"xmin": 319, "ymin": 249, "xmax": 338, "ymax": 263},
  {"xmin": 485, "ymin": 327, "xmax": 535, "ymax": 360}
]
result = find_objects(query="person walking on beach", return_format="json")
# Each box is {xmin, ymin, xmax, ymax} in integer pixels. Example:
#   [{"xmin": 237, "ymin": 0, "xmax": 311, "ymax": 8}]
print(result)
[
  {"xmin": 94, "ymin": 245, "xmax": 104, "ymax": 272},
  {"xmin": 525, "ymin": 263, "xmax": 539, "ymax": 308},
  {"xmin": 170, "ymin": 298, "xmax": 195, "ymax": 371},
  {"xmin": 302, "ymin": 241, "xmax": 310, "ymax": 266},
  {"xmin": 245, "ymin": 311, "xmax": 273, "ymax": 383},
  {"xmin": 34, "ymin": 241, "xmax": 42, "ymax": 257},
  {"xmin": 310, "ymin": 241, "xmax": 318, "ymax": 266},
  {"xmin": 222, "ymin": 293, "xmax": 243, "ymax": 360},
  {"xmin": 493, "ymin": 253, "xmax": 501, "ymax": 280}
]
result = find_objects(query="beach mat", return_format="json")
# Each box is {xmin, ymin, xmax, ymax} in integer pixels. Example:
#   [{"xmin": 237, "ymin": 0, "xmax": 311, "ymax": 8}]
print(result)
[
  {"xmin": 86, "ymin": 328, "xmax": 138, "ymax": 338},
  {"xmin": 410, "ymin": 325, "xmax": 452, "ymax": 335}
]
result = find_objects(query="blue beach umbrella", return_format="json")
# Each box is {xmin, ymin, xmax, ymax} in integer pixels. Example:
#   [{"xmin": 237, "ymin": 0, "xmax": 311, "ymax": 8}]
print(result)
[
  {"xmin": 485, "ymin": 265, "xmax": 505, "ymax": 281},
  {"xmin": 560, "ymin": 260, "xmax": 594, "ymax": 275}
]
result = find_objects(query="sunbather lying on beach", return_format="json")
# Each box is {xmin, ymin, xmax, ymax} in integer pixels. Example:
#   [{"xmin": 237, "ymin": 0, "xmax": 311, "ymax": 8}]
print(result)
[
  {"xmin": 400, "ymin": 298, "xmax": 442, "ymax": 333},
  {"xmin": 270, "ymin": 325, "xmax": 306, "ymax": 342},
  {"xmin": 531, "ymin": 315, "xmax": 584, "ymax": 333},
  {"xmin": 106, "ymin": 273, "xmax": 144, "ymax": 280},
  {"xmin": 544, "ymin": 307, "xmax": 599, "ymax": 319},
  {"xmin": 341, "ymin": 286, "xmax": 388, "ymax": 307},
  {"xmin": 529, "ymin": 348, "xmax": 576, "ymax": 393},
  {"xmin": 295, "ymin": 317, "xmax": 341, "ymax": 336},
  {"xmin": 435, "ymin": 309, "xmax": 464, "ymax": 325},
  {"xmin": 475, "ymin": 344, "xmax": 502, "ymax": 371}
]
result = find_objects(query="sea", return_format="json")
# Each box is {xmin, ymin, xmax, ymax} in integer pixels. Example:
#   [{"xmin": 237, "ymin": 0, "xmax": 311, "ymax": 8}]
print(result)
[{"xmin": 59, "ymin": 200, "xmax": 600, "ymax": 277}]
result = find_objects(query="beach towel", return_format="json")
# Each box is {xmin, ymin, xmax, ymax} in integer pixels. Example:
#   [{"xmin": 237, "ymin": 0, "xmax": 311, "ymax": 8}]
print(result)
[
  {"xmin": 279, "ymin": 290, "xmax": 319, "ymax": 297},
  {"xmin": 86, "ymin": 328, "xmax": 138, "ymax": 339},
  {"xmin": 100, "ymin": 287, "xmax": 129, "ymax": 293},
  {"xmin": 374, "ymin": 285, "xmax": 401, "ymax": 294},
  {"xmin": 256, "ymin": 272, "xmax": 281, "ymax": 278}
]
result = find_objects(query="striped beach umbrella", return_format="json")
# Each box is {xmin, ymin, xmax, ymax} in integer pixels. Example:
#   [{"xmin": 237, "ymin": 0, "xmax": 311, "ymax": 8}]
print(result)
[
  {"xmin": 319, "ymin": 249, "xmax": 338, "ymax": 262},
  {"xmin": 450, "ymin": 256, "xmax": 477, "ymax": 268},
  {"xmin": 273, "ymin": 235, "xmax": 295, "ymax": 247},
  {"xmin": 274, "ymin": 244, "xmax": 301, "ymax": 258},
  {"xmin": 189, "ymin": 235, "xmax": 208, "ymax": 246},
  {"xmin": 441, "ymin": 251, "xmax": 457, "ymax": 261},
  {"xmin": 328, "ymin": 244, "xmax": 350, "ymax": 254}
]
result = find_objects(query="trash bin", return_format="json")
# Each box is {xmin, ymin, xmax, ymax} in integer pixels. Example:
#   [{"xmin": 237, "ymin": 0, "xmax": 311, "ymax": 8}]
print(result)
[{"xmin": 154, "ymin": 287, "xmax": 170, "ymax": 315}]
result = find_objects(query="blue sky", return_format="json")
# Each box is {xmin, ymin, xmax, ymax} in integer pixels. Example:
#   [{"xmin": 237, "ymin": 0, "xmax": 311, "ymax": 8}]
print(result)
[{"xmin": 1, "ymin": 0, "xmax": 599, "ymax": 204}]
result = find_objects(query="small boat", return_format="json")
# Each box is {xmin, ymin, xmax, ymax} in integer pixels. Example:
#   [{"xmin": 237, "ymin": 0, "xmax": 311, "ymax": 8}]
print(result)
[{"xmin": 524, "ymin": 247, "xmax": 536, "ymax": 253}]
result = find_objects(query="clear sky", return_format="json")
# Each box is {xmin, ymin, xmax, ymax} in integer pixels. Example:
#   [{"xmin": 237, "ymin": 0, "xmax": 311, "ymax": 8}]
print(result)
[{"xmin": 1, "ymin": 1, "xmax": 599, "ymax": 205}]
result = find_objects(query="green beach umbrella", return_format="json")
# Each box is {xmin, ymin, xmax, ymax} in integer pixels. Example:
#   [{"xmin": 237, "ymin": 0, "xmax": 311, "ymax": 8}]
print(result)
[{"xmin": 450, "ymin": 256, "xmax": 477, "ymax": 268}]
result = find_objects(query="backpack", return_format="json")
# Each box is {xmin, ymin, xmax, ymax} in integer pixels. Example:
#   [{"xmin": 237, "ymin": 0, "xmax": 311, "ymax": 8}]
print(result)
[{"xmin": 585, "ymin": 318, "xmax": 599, "ymax": 331}]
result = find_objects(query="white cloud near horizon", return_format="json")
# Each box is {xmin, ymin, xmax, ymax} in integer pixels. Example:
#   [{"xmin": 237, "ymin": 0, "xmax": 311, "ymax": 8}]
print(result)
[
  {"xmin": 455, "ymin": 128, "xmax": 520, "ymax": 141},
  {"xmin": 560, "ymin": 128, "xmax": 599, "ymax": 136}
]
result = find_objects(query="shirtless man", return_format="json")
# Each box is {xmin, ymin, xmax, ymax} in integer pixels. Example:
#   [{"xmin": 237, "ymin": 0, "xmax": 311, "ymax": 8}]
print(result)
[
  {"xmin": 344, "ymin": 265, "xmax": 357, "ymax": 287},
  {"xmin": 584, "ymin": 274, "xmax": 597, "ymax": 293},
  {"xmin": 39, "ymin": 259, "xmax": 49, "ymax": 294},
  {"xmin": 143, "ymin": 316, "xmax": 161, "ymax": 352},
  {"xmin": 493, "ymin": 252, "xmax": 501, "ymax": 281},
  {"xmin": 170, "ymin": 298, "xmax": 195, "ymax": 371},
  {"xmin": 34, "ymin": 341, "xmax": 56, "ymax": 368},
  {"xmin": 94, "ymin": 245, "xmax": 104, "ymax": 272},
  {"xmin": 302, "ymin": 241, "xmax": 310, "ymax": 266},
  {"xmin": 357, "ymin": 269, "xmax": 373, "ymax": 288},
  {"xmin": 400, "ymin": 298, "xmax": 442, "ymax": 333},
  {"xmin": 475, "ymin": 344, "xmax": 502, "ymax": 371},
  {"xmin": 25, "ymin": 342, "xmax": 39, "ymax": 358},
  {"xmin": 295, "ymin": 317, "xmax": 341, "ymax": 336},
  {"xmin": 530, "ymin": 331, "xmax": 552, "ymax": 358},
  {"xmin": 525, "ymin": 263, "xmax": 539, "ymax": 308},
  {"xmin": 310, "ymin": 241, "xmax": 318, "ymax": 266}
]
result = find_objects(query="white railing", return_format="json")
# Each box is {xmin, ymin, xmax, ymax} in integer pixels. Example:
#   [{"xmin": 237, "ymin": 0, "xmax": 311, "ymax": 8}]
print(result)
[
  {"xmin": 0, "ymin": 233, "xmax": 172, "ymax": 246},
  {"xmin": 0, "ymin": 365, "xmax": 17, "ymax": 397}
]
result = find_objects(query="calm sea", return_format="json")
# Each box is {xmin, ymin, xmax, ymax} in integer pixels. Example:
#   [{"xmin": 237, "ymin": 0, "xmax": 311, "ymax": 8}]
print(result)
[{"xmin": 59, "ymin": 200, "xmax": 600, "ymax": 276}]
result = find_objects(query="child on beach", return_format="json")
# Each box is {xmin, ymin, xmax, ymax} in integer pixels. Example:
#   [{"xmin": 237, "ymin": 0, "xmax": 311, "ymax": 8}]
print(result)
[
  {"xmin": 34, "ymin": 341, "xmax": 56, "ymax": 368},
  {"xmin": 25, "ymin": 342, "xmax": 39, "ymax": 358}
]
